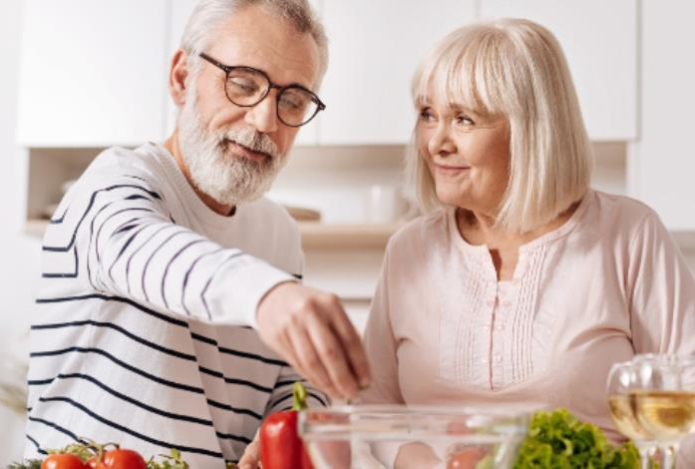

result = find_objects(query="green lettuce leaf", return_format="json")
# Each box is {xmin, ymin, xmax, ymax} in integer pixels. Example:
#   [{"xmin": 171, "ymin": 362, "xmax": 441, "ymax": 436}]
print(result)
[{"xmin": 513, "ymin": 408, "xmax": 640, "ymax": 469}]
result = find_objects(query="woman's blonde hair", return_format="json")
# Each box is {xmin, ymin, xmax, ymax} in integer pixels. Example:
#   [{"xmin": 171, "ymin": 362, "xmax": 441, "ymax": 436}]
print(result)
[{"xmin": 408, "ymin": 18, "xmax": 593, "ymax": 233}]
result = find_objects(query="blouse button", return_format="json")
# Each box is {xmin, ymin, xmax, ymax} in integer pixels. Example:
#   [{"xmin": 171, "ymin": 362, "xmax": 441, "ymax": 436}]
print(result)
[{"xmin": 494, "ymin": 354, "xmax": 503, "ymax": 363}]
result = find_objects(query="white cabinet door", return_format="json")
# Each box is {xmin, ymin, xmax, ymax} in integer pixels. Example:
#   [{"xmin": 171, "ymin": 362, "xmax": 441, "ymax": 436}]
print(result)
[
  {"xmin": 17, "ymin": 0, "xmax": 168, "ymax": 147},
  {"xmin": 629, "ymin": 1, "xmax": 695, "ymax": 231},
  {"xmin": 317, "ymin": 0, "xmax": 476, "ymax": 145},
  {"xmin": 480, "ymin": 0, "xmax": 638, "ymax": 142}
]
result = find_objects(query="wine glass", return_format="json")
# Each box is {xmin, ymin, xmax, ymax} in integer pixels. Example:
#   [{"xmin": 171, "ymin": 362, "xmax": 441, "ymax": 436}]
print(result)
[
  {"xmin": 607, "ymin": 360, "xmax": 658, "ymax": 468},
  {"xmin": 608, "ymin": 354, "xmax": 695, "ymax": 469},
  {"xmin": 632, "ymin": 354, "xmax": 695, "ymax": 468}
]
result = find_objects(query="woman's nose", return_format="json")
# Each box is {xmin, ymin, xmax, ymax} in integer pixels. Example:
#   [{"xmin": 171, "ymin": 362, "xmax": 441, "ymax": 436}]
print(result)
[
  {"xmin": 244, "ymin": 92, "xmax": 279, "ymax": 133},
  {"xmin": 428, "ymin": 122, "xmax": 455, "ymax": 156}
]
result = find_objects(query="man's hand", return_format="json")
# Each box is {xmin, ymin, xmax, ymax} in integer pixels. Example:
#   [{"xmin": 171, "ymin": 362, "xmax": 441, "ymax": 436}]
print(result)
[{"xmin": 257, "ymin": 282, "xmax": 371, "ymax": 400}]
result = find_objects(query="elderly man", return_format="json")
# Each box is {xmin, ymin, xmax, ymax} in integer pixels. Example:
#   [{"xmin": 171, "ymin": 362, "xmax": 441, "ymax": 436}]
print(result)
[{"xmin": 24, "ymin": 0, "xmax": 370, "ymax": 466}]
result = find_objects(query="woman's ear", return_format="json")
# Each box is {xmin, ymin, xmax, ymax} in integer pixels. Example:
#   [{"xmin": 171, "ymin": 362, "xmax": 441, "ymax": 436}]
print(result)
[{"xmin": 169, "ymin": 49, "xmax": 190, "ymax": 108}]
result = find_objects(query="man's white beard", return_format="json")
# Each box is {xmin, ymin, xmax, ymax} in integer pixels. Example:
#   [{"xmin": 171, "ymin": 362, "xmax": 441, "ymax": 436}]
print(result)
[{"xmin": 178, "ymin": 87, "xmax": 287, "ymax": 207}]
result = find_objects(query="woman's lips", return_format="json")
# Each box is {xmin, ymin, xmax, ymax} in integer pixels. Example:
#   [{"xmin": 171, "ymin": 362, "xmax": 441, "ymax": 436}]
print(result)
[{"xmin": 433, "ymin": 163, "xmax": 471, "ymax": 175}]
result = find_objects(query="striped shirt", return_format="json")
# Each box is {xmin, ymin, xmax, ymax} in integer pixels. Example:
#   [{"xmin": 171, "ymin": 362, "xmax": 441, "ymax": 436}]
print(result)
[{"xmin": 25, "ymin": 143, "xmax": 327, "ymax": 467}]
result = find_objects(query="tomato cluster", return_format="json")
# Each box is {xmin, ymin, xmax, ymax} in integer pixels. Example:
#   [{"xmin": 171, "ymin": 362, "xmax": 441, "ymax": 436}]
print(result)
[{"xmin": 41, "ymin": 448, "xmax": 146, "ymax": 469}]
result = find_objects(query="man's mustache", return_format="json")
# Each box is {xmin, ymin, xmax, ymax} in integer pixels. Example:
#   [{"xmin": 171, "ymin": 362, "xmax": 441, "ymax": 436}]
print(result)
[{"xmin": 220, "ymin": 129, "xmax": 279, "ymax": 160}]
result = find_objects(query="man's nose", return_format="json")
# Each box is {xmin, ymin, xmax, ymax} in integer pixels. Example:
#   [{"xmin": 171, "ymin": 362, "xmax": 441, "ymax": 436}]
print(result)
[{"xmin": 244, "ymin": 93, "xmax": 279, "ymax": 133}]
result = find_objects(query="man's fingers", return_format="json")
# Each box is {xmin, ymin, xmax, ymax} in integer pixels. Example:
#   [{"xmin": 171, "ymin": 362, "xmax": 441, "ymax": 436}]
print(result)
[
  {"xmin": 306, "ymin": 311, "xmax": 359, "ymax": 399},
  {"xmin": 273, "ymin": 329, "xmax": 304, "ymax": 377},
  {"xmin": 330, "ymin": 309, "xmax": 371, "ymax": 388},
  {"xmin": 287, "ymin": 324, "xmax": 341, "ymax": 398}
]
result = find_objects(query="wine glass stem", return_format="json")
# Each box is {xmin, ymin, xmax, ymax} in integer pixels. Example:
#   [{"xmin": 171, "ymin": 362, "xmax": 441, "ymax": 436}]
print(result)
[
  {"xmin": 635, "ymin": 444, "xmax": 654, "ymax": 469},
  {"xmin": 660, "ymin": 443, "xmax": 678, "ymax": 469}
]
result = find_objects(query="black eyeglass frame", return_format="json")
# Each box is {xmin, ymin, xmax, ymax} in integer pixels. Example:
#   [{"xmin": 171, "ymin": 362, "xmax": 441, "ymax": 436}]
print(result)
[{"xmin": 199, "ymin": 52, "xmax": 326, "ymax": 128}]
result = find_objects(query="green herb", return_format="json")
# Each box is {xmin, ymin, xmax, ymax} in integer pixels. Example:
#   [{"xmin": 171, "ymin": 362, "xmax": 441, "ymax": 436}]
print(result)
[
  {"xmin": 146, "ymin": 448, "xmax": 191, "ymax": 468},
  {"xmin": 7, "ymin": 460, "xmax": 42, "ymax": 469},
  {"xmin": 513, "ymin": 408, "xmax": 640, "ymax": 469}
]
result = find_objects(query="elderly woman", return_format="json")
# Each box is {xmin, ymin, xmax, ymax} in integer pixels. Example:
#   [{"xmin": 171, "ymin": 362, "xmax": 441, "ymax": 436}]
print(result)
[{"xmin": 360, "ymin": 18, "xmax": 695, "ymax": 467}]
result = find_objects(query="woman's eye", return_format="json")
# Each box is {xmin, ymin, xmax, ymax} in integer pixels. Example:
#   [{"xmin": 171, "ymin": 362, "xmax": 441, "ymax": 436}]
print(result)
[
  {"xmin": 456, "ymin": 115, "xmax": 475, "ymax": 126},
  {"xmin": 418, "ymin": 108, "xmax": 434, "ymax": 122}
]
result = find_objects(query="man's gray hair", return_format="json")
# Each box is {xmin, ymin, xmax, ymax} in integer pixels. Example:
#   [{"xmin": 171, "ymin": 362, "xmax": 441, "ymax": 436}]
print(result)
[{"xmin": 180, "ymin": 0, "xmax": 328, "ymax": 87}]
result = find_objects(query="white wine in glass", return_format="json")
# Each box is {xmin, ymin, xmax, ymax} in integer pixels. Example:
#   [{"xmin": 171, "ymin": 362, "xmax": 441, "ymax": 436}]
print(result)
[
  {"xmin": 624, "ymin": 354, "xmax": 695, "ymax": 469},
  {"xmin": 608, "ymin": 393, "xmax": 652, "ymax": 441},
  {"xmin": 607, "ymin": 361, "xmax": 657, "ymax": 469},
  {"xmin": 631, "ymin": 389, "xmax": 695, "ymax": 441}
]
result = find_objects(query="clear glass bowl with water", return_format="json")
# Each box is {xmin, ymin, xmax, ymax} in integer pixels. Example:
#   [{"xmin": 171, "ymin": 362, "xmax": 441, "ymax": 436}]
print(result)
[{"xmin": 298, "ymin": 404, "xmax": 534, "ymax": 469}]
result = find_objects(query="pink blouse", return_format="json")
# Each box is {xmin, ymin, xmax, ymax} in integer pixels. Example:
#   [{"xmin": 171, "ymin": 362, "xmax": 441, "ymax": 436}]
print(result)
[{"xmin": 361, "ymin": 189, "xmax": 695, "ymax": 459}]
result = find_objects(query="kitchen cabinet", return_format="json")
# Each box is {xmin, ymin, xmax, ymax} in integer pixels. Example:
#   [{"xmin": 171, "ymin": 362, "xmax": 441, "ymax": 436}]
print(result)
[
  {"xmin": 628, "ymin": 1, "xmax": 695, "ymax": 232},
  {"xmin": 479, "ymin": 0, "xmax": 638, "ymax": 142},
  {"xmin": 16, "ymin": 0, "xmax": 639, "ymax": 147},
  {"xmin": 316, "ymin": 0, "xmax": 477, "ymax": 145},
  {"xmin": 17, "ymin": 0, "xmax": 168, "ymax": 147}
]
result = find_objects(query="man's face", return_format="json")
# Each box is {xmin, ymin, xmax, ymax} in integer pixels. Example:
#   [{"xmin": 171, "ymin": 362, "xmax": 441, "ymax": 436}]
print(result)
[{"xmin": 178, "ymin": 5, "xmax": 320, "ymax": 206}]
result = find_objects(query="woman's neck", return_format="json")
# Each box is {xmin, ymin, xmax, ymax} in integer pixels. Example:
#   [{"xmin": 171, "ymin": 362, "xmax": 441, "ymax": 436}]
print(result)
[
  {"xmin": 457, "ymin": 203, "xmax": 579, "ymax": 249},
  {"xmin": 456, "ymin": 202, "xmax": 580, "ymax": 281}
]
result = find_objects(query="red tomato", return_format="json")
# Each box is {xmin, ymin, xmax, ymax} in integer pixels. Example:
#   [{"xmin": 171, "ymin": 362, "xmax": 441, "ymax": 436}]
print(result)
[
  {"xmin": 88, "ymin": 449, "xmax": 147, "ymax": 469},
  {"xmin": 41, "ymin": 454, "xmax": 86, "ymax": 469}
]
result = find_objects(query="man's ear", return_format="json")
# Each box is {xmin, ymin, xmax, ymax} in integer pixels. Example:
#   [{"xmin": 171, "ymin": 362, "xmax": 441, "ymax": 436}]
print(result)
[{"xmin": 169, "ymin": 49, "xmax": 190, "ymax": 108}]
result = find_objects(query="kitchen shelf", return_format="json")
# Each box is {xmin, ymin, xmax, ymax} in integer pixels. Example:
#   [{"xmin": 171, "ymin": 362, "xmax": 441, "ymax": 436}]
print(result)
[
  {"xmin": 24, "ymin": 219, "xmax": 402, "ymax": 250},
  {"xmin": 297, "ymin": 222, "xmax": 402, "ymax": 249}
]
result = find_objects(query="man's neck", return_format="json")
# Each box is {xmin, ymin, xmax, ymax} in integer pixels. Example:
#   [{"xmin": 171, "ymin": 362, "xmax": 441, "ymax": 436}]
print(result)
[{"xmin": 163, "ymin": 130, "xmax": 236, "ymax": 216}]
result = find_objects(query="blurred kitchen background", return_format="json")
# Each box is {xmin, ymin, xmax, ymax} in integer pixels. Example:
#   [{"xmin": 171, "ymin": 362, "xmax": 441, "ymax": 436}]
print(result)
[{"xmin": 2, "ymin": 0, "xmax": 694, "ymax": 463}]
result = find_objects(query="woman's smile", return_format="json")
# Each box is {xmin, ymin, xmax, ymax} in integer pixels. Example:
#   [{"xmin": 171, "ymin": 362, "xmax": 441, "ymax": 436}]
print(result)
[{"xmin": 432, "ymin": 162, "xmax": 471, "ymax": 175}]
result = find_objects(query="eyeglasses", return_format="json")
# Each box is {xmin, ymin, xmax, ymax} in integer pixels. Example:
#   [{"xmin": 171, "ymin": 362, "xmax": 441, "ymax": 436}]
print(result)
[{"xmin": 199, "ymin": 52, "xmax": 326, "ymax": 128}]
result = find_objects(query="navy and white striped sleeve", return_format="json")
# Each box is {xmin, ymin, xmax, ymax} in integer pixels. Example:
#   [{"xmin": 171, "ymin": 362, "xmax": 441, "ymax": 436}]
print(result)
[{"xmin": 43, "ymin": 171, "xmax": 295, "ymax": 327}]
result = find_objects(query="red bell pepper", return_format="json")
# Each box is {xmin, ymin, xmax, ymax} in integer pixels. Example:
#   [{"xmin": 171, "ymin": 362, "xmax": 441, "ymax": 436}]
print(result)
[{"xmin": 260, "ymin": 381, "xmax": 314, "ymax": 469}]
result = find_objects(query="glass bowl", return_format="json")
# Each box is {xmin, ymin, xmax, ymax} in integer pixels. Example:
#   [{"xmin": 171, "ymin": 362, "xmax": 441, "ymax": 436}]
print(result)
[{"xmin": 298, "ymin": 404, "xmax": 535, "ymax": 469}]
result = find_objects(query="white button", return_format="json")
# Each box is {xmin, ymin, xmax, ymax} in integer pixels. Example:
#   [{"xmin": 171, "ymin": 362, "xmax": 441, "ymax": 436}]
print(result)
[
  {"xmin": 495, "ymin": 324, "xmax": 505, "ymax": 331},
  {"xmin": 481, "ymin": 324, "xmax": 490, "ymax": 330},
  {"xmin": 494, "ymin": 355, "xmax": 503, "ymax": 363}
]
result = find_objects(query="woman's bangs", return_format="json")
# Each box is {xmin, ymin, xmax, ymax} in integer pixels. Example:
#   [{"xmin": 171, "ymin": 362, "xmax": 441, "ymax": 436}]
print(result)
[{"xmin": 414, "ymin": 32, "xmax": 504, "ymax": 117}]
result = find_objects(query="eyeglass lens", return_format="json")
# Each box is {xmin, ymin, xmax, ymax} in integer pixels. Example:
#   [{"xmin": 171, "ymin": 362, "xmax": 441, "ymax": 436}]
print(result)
[{"xmin": 226, "ymin": 68, "xmax": 319, "ymax": 126}]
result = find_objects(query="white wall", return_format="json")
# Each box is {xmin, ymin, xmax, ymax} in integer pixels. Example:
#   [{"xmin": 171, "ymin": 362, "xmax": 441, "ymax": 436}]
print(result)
[{"xmin": 0, "ymin": 1, "xmax": 43, "ymax": 465}]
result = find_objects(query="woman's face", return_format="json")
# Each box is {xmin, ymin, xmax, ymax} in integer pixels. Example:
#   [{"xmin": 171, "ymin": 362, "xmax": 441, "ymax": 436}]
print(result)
[{"xmin": 416, "ymin": 92, "xmax": 511, "ymax": 216}]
